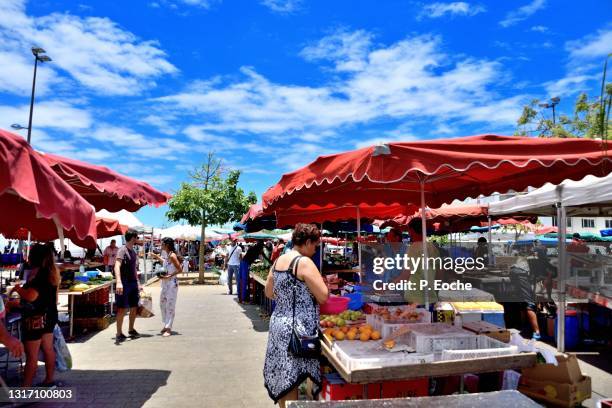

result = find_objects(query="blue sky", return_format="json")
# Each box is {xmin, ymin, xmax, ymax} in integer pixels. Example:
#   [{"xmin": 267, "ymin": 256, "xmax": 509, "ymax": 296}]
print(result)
[{"xmin": 0, "ymin": 0, "xmax": 610, "ymax": 227}]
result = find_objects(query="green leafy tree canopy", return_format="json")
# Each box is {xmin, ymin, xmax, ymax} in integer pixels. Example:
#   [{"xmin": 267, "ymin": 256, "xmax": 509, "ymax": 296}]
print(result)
[{"xmin": 166, "ymin": 152, "xmax": 257, "ymax": 282}]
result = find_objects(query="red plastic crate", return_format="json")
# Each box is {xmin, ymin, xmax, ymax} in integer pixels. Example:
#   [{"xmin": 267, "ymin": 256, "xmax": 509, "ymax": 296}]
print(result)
[
  {"xmin": 320, "ymin": 375, "xmax": 380, "ymax": 401},
  {"xmin": 380, "ymin": 378, "xmax": 429, "ymax": 398}
]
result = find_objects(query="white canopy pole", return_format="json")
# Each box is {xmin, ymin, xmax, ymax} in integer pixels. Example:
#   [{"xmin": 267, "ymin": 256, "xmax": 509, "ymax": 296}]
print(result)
[
  {"xmin": 420, "ymin": 180, "xmax": 430, "ymax": 309},
  {"xmin": 556, "ymin": 202, "xmax": 567, "ymax": 352},
  {"xmin": 53, "ymin": 217, "xmax": 65, "ymax": 260},
  {"xmin": 487, "ymin": 214, "xmax": 493, "ymax": 264}
]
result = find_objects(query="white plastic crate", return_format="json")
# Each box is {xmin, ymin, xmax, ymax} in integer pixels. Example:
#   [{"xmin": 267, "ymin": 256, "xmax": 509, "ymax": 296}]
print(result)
[
  {"xmin": 332, "ymin": 340, "xmax": 434, "ymax": 371},
  {"xmin": 407, "ymin": 324, "xmax": 477, "ymax": 353},
  {"xmin": 440, "ymin": 335, "xmax": 518, "ymax": 361}
]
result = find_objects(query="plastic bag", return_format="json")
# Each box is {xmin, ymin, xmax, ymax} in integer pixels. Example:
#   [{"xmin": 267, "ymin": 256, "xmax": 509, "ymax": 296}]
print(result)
[
  {"xmin": 219, "ymin": 270, "xmax": 228, "ymax": 286},
  {"xmin": 137, "ymin": 291, "xmax": 155, "ymax": 318},
  {"xmin": 53, "ymin": 325, "xmax": 72, "ymax": 372},
  {"xmin": 501, "ymin": 370, "xmax": 521, "ymax": 390}
]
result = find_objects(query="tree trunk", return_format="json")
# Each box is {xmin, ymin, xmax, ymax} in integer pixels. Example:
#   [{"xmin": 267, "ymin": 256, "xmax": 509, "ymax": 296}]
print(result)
[{"xmin": 199, "ymin": 214, "xmax": 206, "ymax": 284}]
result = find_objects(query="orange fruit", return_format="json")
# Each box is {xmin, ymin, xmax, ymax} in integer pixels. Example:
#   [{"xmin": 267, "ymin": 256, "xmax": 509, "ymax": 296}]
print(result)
[
  {"xmin": 340, "ymin": 326, "xmax": 349, "ymax": 334},
  {"xmin": 370, "ymin": 331, "xmax": 381, "ymax": 340},
  {"xmin": 324, "ymin": 328, "xmax": 334, "ymax": 336},
  {"xmin": 383, "ymin": 339, "xmax": 395, "ymax": 349},
  {"xmin": 346, "ymin": 331, "xmax": 357, "ymax": 340},
  {"xmin": 359, "ymin": 332, "xmax": 370, "ymax": 342},
  {"xmin": 334, "ymin": 331, "xmax": 345, "ymax": 341}
]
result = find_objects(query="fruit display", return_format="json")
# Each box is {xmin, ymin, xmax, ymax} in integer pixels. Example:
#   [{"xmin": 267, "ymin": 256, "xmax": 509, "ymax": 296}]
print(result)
[
  {"xmin": 323, "ymin": 324, "xmax": 381, "ymax": 343},
  {"xmin": 373, "ymin": 306, "xmax": 425, "ymax": 323},
  {"xmin": 320, "ymin": 310, "xmax": 364, "ymax": 328},
  {"xmin": 69, "ymin": 283, "xmax": 90, "ymax": 292},
  {"xmin": 250, "ymin": 262, "xmax": 269, "ymax": 280}
]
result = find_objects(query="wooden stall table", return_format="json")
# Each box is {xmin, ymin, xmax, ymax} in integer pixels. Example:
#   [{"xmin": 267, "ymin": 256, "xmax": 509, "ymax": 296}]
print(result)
[
  {"xmin": 250, "ymin": 272, "xmax": 274, "ymax": 316},
  {"xmin": 321, "ymin": 338, "xmax": 537, "ymax": 398},
  {"xmin": 60, "ymin": 281, "xmax": 114, "ymax": 339},
  {"xmin": 286, "ymin": 390, "xmax": 541, "ymax": 408}
]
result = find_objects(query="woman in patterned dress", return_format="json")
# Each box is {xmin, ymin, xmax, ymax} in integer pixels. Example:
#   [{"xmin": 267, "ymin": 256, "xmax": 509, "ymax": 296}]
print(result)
[{"xmin": 263, "ymin": 224, "xmax": 329, "ymax": 407}]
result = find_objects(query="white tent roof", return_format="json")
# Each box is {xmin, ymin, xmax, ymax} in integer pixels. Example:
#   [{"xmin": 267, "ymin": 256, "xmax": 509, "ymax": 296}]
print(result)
[
  {"xmin": 489, "ymin": 173, "xmax": 612, "ymax": 217},
  {"xmin": 96, "ymin": 209, "xmax": 143, "ymax": 228},
  {"xmin": 159, "ymin": 225, "xmax": 200, "ymax": 241},
  {"xmin": 158, "ymin": 225, "xmax": 228, "ymax": 242}
]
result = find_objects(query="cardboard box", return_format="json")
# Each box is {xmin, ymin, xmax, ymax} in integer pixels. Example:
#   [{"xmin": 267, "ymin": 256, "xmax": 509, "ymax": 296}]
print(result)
[
  {"xmin": 521, "ymin": 354, "xmax": 583, "ymax": 384},
  {"xmin": 462, "ymin": 321, "xmax": 511, "ymax": 343},
  {"xmin": 518, "ymin": 375, "xmax": 591, "ymax": 407}
]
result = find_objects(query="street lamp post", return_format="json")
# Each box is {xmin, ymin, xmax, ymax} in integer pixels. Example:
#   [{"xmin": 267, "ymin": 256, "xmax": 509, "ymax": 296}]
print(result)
[
  {"xmin": 539, "ymin": 96, "xmax": 561, "ymax": 125},
  {"xmin": 22, "ymin": 47, "xmax": 52, "ymax": 144}
]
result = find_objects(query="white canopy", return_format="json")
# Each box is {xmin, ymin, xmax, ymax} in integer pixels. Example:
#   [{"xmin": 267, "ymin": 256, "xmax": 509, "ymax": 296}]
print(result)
[
  {"xmin": 489, "ymin": 173, "xmax": 612, "ymax": 217},
  {"xmin": 96, "ymin": 209, "xmax": 144, "ymax": 228},
  {"xmin": 159, "ymin": 225, "xmax": 228, "ymax": 242}
]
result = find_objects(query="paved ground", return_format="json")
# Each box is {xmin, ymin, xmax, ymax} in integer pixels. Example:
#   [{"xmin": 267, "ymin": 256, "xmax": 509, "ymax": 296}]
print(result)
[{"xmin": 43, "ymin": 283, "xmax": 274, "ymax": 408}]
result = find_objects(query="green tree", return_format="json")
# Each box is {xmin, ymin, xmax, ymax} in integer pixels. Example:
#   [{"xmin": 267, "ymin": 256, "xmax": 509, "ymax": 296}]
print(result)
[
  {"xmin": 516, "ymin": 55, "xmax": 611, "ymax": 139},
  {"xmin": 166, "ymin": 152, "xmax": 257, "ymax": 283}
]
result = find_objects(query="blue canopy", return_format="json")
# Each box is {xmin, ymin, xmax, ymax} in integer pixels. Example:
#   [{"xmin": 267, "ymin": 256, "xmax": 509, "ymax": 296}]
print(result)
[{"xmin": 601, "ymin": 228, "xmax": 612, "ymax": 237}]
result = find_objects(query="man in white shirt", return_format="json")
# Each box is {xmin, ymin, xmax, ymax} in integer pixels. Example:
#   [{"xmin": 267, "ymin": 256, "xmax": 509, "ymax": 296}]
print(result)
[
  {"xmin": 103, "ymin": 240, "xmax": 118, "ymax": 272},
  {"xmin": 225, "ymin": 239, "xmax": 242, "ymax": 295}
]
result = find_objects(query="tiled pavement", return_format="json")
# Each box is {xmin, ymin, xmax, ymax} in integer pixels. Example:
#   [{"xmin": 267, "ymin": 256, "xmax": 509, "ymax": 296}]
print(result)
[{"xmin": 23, "ymin": 283, "xmax": 275, "ymax": 408}]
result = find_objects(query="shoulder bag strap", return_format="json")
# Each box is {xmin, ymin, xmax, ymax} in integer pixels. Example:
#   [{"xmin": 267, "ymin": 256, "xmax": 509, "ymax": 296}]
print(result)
[{"xmin": 289, "ymin": 255, "xmax": 302, "ymax": 332}]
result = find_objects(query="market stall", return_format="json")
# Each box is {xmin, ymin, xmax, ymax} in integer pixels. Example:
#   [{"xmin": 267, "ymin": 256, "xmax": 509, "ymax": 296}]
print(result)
[
  {"xmin": 258, "ymin": 135, "xmax": 609, "ymax": 405},
  {"xmin": 490, "ymin": 172, "xmax": 612, "ymax": 351}
]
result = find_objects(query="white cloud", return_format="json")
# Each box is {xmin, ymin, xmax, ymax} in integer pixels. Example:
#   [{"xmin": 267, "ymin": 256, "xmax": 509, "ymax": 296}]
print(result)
[
  {"xmin": 88, "ymin": 125, "xmax": 191, "ymax": 160},
  {"xmin": 260, "ymin": 0, "xmax": 302, "ymax": 14},
  {"xmin": 545, "ymin": 73, "xmax": 599, "ymax": 97},
  {"xmin": 0, "ymin": 0, "xmax": 177, "ymax": 96},
  {"xmin": 499, "ymin": 0, "xmax": 546, "ymax": 27},
  {"xmin": 530, "ymin": 25, "xmax": 548, "ymax": 33},
  {"xmin": 149, "ymin": 0, "xmax": 216, "ymax": 10},
  {"xmin": 156, "ymin": 31, "xmax": 523, "ymax": 141},
  {"xmin": 0, "ymin": 101, "xmax": 92, "ymax": 130},
  {"xmin": 418, "ymin": 2, "xmax": 485, "ymax": 19},
  {"xmin": 545, "ymin": 27, "xmax": 611, "ymax": 97},
  {"xmin": 300, "ymin": 29, "xmax": 374, "ymax": 72},
  {"xmin": 566, "ymin": 28, "xmax": 612, "ymax": 60}
]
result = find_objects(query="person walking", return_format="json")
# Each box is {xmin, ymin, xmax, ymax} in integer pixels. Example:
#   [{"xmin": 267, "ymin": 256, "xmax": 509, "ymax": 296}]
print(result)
[
  {"xmin": 263, "ymin": 224, "xmax": 328, "ymax": 407},
  {"xmin": 150, "ymin": 238, "xmax": 181, "ymax": 336},
  {"xmin": 103, "ymin": 239, "xmax": 118, "ymax": 273},
  {"xmin": 114, "ymin": 229, "xmax": 141, "ymax": 342},
  {"xmin": 239, "ymin": 241, "xmax": 264, "ymax": 303},
  {"xmin": 10, "ymin": 243, "xmax": 59, "ymax": 387},
  {"xmin": 226, "ymin": 239, "xmax": 242, "ymax": 295}
]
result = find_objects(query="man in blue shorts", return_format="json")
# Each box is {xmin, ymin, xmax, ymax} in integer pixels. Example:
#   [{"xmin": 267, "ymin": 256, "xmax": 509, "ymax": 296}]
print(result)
[{"xmin": 114, "ymin": 229, "xmax": 141, "ymax": 342}]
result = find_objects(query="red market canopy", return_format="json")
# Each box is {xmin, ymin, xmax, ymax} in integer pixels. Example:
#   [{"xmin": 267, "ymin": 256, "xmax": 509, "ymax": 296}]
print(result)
[
  {"xmin": 274, "ymin": 203, "xmax": 417, "ymax": 228},
  {"xmin": 39, "ymin": 152, "xmax": 171, "ymax": 212},
  {"xmin": 11, "ymin": 217, "xmax": 127, "ymax": 249},
  {"xmin": 0, "ymin": 129, "xmax": 97, "ymax": 245},
  {"xmin": 241, "ymin": 202, "xmax": 263, "ymax": 223},
  {"xmin": 263, "ymin": 135, "xmax": 612, "ymax": 211},
  {"xmin": 378, "ymin": 204, "xmax": 536, "ymax": 233}
]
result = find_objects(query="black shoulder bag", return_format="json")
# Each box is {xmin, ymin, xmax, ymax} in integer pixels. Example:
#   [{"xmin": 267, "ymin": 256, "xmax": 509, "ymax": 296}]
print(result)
[{"xmin": 287, "ymin": 256, "xmax": 321, "ymax": 359}]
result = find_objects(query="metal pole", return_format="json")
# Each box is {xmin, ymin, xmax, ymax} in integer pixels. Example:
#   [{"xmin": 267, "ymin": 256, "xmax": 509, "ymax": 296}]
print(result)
[
  {"xmin": 487, "ymin": 215, "xmax": 493, "ymax": 265},
  {"xmin": 27, "ymin": 56, "xmax": 39, "ymax": 144},
  {"xmin": 357, "ymin": 207, "xmax": 362, "ymax": 281},
  {"xmin": 556, "ymin": 202, "xmax": 567, "ymax": 352},
  {"xmin": 420, "ymin": 180, "xmax": 429, "ymax": 308},
  {"xmin": 552, "ymin": 104, "xmax": 556, "ymax": 126}
]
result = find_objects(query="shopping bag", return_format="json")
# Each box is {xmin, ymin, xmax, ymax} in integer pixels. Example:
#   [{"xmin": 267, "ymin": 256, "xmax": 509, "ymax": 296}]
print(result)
[
  {"xmin": 53, "ymin": 324, "xmax": 72, "ymax": 372},
  {"xmin": 137, "ymin": 291, "xmax": 155, "ymax": 318},
  {"xmin": 219, "ymin": 270, "xmax": 228, "ymax": 286}
]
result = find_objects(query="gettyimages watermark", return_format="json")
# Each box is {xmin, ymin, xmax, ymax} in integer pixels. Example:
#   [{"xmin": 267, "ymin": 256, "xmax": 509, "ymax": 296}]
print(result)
[{"xmin": 371, "ymin": 254, "xmax": 485, "ymax": 291}]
